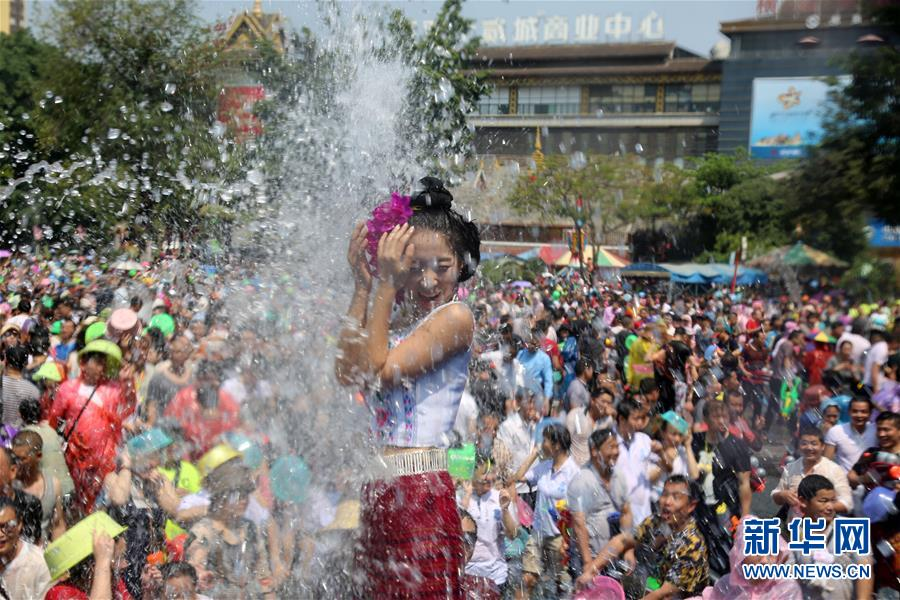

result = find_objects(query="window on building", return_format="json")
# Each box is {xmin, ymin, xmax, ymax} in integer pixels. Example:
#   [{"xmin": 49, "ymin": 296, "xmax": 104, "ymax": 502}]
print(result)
[
  {"xmin": 475, "ymin": 87, "xmax": 510, "ymax": 115},
  {"xmin": 664, "ymin": 83, "xmax": 720, "ymax": 113},
  {"xmin": 516, "ymin": 86, "xmax": 580, "ymax": 115},
  {"xmin": 588, "ymin": 84, "xmax": 657, "ymax": 113}
]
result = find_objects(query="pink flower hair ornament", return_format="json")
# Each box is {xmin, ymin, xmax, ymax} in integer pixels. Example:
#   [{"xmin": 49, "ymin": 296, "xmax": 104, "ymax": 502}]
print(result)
[{"xmin": 365, "ymin": 192, "xmax": 413, "ymax": 275}]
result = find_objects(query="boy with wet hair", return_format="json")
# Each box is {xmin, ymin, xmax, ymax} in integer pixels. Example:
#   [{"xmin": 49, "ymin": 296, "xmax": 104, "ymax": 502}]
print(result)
[
  {"xmin": 795, "ymin": 474, "xmax": 874, "ymax": 600},
  {"xmin": 615, "ymin": 397, "xmax": 654, "ymax": 526}
]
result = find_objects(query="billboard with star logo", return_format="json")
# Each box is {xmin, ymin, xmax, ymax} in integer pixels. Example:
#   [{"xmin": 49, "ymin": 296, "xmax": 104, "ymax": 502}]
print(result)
[{"xmin": 748, "ymin": 76, "xmax": 849, "ymax": 159}]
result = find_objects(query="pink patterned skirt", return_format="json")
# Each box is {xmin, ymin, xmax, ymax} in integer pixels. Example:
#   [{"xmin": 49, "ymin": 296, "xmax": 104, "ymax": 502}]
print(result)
[{"xmin": 360, "ymin": 470, "xmax": 464, "ymax": 599}]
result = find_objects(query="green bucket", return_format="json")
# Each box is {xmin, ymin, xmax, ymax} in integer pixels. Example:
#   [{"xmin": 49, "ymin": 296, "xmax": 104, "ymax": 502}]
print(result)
[{"xmin": 447, "ymin": 443, "xmax": 476, "ymax": 480}]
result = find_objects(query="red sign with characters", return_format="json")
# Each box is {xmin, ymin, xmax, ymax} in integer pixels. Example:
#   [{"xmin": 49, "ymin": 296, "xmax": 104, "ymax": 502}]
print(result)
[{"xmin": 217, "ymin": 85, "xmax": 266, "ymax": 138}]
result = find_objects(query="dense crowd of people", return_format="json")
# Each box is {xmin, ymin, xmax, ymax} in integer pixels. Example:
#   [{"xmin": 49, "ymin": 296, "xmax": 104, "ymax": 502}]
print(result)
[
  {"xmin": 453, "ymin": 277, "xmax": 899, "ymax": 599},
  {"xmin": 0, "ymin": 191, "xmax": 899, "ymax": 598},
  {"xmin": 0, "ymin": 250, "xmax": 312, "ymax": 599}
]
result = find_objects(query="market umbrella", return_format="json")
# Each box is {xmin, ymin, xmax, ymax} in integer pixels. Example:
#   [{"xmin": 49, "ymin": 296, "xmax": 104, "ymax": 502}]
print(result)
[
  {"xmin": 747, "ymin": 242, "xmax": 847, "ymax": 269},
  {"xmin": 592, "ymin": 247, "xmax": 630, "ymax": 268},
  {"xmin": 553, "ymin": 246, "xmax": 629, "ymax": 268},
  {"xmin": 782, "ymin": 242, "xmax": 848, "ymax": 268}
]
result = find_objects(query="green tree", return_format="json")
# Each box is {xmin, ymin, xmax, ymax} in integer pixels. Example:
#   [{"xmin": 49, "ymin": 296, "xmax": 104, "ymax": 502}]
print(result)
[
  {"xmin": 782, "ymin": 3, "xmax": 900, "ymax": 262},
  {"xmin": 840, "ymin": 254, "xmax": 898, "ymax": 300},
  {"xmin": 801, "ymin": 3, "xmax": 899, "ymax": 225},
  {"xmin": 387, "ymin": 0, "xmax": 489, "ymax": 167},
  {"xmin": 507, "ymin": 153, "xmax": 649, "ymax": 247},
  {"xmin": 630, "ymin": 151, "xmax": 790, "ymax": 262},
  {"xmin": 781, "ymin": 147, "xmax": 870, "ymax": 260},
  {"xmin": 20, "ymin": 0, "xmax": 244, "ymax": 249},
  {"xmin": 634, "ymin": 162, "xmax": 698, "ymax": 229},
  {"xmin": 250, "ymin": 30, "xmax": 325, "ymax": 124},
  {"xmin": 242, "ymin": 29, "xmax": 337, "ymax": 226},
  {"xmin": 0, "ymin": 31, "xmax": 65, "ymax": 170},
  {"xmin": 705, "ymin": 176, "xmax": 789, "ymax": 257},
  {"xmin": 0, "ymin": 31, "xmax": 71, "ymax": 246}
]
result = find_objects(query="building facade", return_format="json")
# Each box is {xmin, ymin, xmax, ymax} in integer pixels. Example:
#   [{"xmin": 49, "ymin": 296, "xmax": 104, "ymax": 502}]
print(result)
[
  {"xmin": 0, "ymin": 0, "xmax": 25, "ymax": 34},
  {"xmin": 469, "ymin": 42, "xmax": 722, "ymax": 165},
  {"xmin": 717, "ymin": 0, "xmax": 896, "ymax": 156}
]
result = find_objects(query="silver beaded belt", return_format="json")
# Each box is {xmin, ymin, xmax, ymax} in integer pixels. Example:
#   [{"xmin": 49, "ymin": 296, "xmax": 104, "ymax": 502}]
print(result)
[{"xmin": 379, "ymin": 447, "xmax": 448, "ymax": 478}]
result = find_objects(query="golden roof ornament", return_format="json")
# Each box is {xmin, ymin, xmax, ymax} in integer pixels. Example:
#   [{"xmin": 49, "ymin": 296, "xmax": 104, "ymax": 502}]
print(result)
[{"xmin": 531, "ymin": 126, "xmax": 545, "ymax": 172}]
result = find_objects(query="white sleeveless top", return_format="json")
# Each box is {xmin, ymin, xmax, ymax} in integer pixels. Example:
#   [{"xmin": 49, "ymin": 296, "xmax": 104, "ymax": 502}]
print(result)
[{"xmin": 368, "ymin": 302, "xmax": 473, "ymax": 448}]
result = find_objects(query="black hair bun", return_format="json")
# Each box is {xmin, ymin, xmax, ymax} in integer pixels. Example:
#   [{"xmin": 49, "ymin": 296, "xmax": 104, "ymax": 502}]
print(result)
[{"xmin": 410, "ymin": 176, "xmax": 453, "ymax": 210}]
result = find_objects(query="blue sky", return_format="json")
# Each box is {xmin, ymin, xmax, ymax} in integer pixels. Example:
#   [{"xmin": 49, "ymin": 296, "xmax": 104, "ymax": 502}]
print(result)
[{"xmin": 196, "ymin": 0, "xmax": 758, "ymax": 56}]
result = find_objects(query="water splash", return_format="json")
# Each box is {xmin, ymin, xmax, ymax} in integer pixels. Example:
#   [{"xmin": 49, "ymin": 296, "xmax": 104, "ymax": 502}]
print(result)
[{"xmin": 216, "ymin": 5, "xmax": 455, "ymax": 593}]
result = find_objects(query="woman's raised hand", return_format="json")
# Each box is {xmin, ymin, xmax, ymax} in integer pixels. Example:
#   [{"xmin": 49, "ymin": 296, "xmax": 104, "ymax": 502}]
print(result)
[
  {"xmin": 92, "ymin": 530, "xmax": 115, "ymax": 564},
  {"xmin": 376, "ymin": 223, "xmax": 415, "ymax": 289},
  {"xmin": 348, "ymin": 222, "xmax": 373, "ymax": 290}
]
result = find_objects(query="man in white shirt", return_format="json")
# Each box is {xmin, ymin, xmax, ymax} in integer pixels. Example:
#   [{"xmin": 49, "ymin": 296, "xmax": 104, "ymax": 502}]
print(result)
[
  {"xmin": 453, "ymin": 388, "xmax": 479, "ymax": 443},
  {"xmin": 772, "ymin": 426, "xmax": 853, "ymax": 521},
  {"xmin": 834, "ymin": 320, "xmax": 870, "ymax": 365},
  {"xmin": 566, "ymin": 389, "xmax": 614, "ymax": 467},
  {"xmin": 567, "ymin": 428, "xmax": 631, "ymax": 577},
  {"xmin": 824, "ymin": 397, "xmax": 877, "ymax": 471},
  {"xmin": 0, "ymin": 499, "xmax": 51, "ymax": 600},
  {"xmin": 863, "ymin": 328, "xmax": 889, "ymax": 392},
  {"xmin": 793, "ymin": 474, "xmax": 874, "ymax": 600},
  {"xmin": 497, "ymin": 392, "xmax": 537, "ymax": 494},
  {"xmin": 515, "ymin": 424, "xmax": 580, "ymax": 596},
  {"xmin": 613, "ymin": 397, "xmax": 655, "ymax": 526}
]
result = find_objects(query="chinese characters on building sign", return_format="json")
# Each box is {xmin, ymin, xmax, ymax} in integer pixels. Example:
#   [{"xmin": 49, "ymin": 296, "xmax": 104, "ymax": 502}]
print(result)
[{"xmin": 414, "ymin": 11, "xmax": 664, "ymax": 45}]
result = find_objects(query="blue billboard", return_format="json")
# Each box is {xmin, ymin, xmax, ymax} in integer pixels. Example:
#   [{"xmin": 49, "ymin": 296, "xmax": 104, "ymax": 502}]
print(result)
[
  {"xmin": 748, "ymin": 76, "xmax": 848, "ymax": 159},
  {"xmin": 867, "ymin": 220, "xmax": 900, "ymax": 248}
]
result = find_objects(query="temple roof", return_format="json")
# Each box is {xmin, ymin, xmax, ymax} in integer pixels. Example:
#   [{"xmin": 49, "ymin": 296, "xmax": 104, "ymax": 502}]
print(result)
[{"xmin": 217, "ymin": 0, "xmax": 286, "ymax": 54}]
